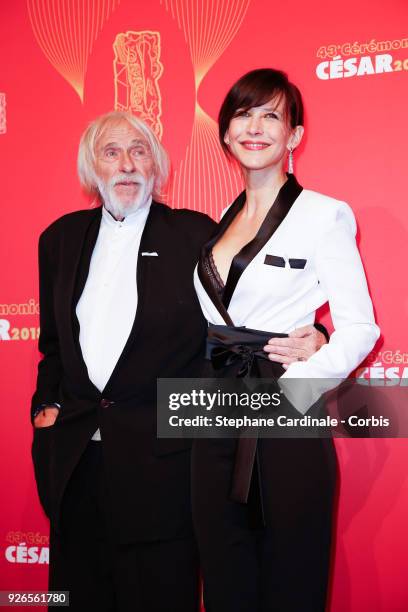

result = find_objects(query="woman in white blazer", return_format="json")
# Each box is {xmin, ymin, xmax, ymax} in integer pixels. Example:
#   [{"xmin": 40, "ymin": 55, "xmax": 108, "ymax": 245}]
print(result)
[{"xmin": 192, "ymin": 68, "xmax": 379, "ymax": 612}]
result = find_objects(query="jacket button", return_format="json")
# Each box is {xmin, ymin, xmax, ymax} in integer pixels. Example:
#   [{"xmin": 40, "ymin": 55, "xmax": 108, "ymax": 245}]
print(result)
[{"xmin": 100, "ymin": 398, "xmax": 114, "ymax": 408}]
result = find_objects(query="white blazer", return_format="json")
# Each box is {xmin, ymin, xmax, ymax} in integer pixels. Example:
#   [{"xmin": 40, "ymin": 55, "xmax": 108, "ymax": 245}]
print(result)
[{"xmin": 194, "ymin": 175, "xmax": 380, "ymax": 383}]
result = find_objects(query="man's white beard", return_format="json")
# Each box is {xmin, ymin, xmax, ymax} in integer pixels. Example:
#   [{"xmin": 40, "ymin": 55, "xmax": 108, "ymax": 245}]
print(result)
[{"xmin": 96, "ymin": 172, "xmax": 154, "ymax": 220}]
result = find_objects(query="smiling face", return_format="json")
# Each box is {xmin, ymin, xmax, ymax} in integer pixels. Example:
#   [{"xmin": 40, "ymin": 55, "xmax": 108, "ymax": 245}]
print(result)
[
  {"xmin": 94, "ymin": 120, "xmax": 155, "ymax": 219},
  {"xmin": 224, "ymin": 97, "xmax": 303, "ymax": 175}
]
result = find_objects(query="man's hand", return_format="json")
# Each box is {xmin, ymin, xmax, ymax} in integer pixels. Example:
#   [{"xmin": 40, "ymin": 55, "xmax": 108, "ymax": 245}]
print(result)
[
  {"xmin": 263, "ymin": 325, "xmax": 327, "ymax": 369},
  {"xmin": 33, "ymin": 407, "xmax": 59, "ymax": 428}
]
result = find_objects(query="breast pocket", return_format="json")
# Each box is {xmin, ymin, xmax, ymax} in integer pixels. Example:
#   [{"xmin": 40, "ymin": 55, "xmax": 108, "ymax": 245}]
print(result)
[
  {"xmin": 261, "ymin": 254, "xmax": 309, "ymax": 297},
  {"xmin": 264, "ymin": 254, "xmax": 307, "ymax": 269}
]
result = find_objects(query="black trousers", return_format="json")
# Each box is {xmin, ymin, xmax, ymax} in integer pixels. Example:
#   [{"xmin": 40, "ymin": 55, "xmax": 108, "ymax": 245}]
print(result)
[
  {"xmin": 192, "ymin": 437, "xmax": 337, "ymax": 612},
  {"xmin": 192, "ymin": 338, "xmax": 338, "ymax": 611},
  {"xmin": 49, "ymin": 442, "xmax": 200, "ymax": 612}
]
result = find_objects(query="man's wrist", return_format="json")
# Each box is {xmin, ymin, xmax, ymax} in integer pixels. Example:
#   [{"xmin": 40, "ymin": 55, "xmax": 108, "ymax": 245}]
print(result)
[{"xmin": 32, "ymin": 403, "xmax": 61, "ymax": 420}]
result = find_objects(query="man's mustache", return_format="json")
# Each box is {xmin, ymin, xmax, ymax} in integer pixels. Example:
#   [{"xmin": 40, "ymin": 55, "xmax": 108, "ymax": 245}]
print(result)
[{"xmin": 110, "ymin": 173, "xmax": 146, "ymax": 187}]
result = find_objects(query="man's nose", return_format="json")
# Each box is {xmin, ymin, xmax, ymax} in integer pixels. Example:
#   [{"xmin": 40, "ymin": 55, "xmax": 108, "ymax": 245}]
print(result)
[{"xmin": 119, "ymin": 150, "xmax": 136, "ymax": 172}]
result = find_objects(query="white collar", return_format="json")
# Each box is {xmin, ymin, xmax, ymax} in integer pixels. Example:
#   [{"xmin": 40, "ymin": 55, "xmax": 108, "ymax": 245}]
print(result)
[{"xmin": 102, "ymin": 196, "xmax": 152, "ymax": 228}]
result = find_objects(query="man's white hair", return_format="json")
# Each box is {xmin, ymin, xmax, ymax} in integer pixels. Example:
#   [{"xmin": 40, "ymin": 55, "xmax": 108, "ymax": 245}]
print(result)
[{"xmin": 77, "ymin": 111, "xmax": 169, "ymax": 201}]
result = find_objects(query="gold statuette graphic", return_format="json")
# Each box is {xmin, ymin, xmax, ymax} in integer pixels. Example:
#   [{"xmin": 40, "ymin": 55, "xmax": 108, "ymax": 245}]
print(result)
[
  {"xmin": 0, "ymin": 94, "xmax": 6, "ymax": 134},
  {"xmin": 113, "ymin": 31, "xmax": 163, "ymax": 139}
]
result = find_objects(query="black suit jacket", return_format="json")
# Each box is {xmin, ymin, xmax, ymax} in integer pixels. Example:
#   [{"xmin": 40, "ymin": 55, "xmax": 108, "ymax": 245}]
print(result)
[{"xmin": 31, "ymin": 202, "xmax": 216, "ymax": 543}]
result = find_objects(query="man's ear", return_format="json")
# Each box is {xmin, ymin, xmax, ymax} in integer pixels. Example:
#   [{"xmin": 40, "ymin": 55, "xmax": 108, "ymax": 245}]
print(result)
[{"xmin": 288, "ymin": 125, "xmax": 304, "ymax": 150}]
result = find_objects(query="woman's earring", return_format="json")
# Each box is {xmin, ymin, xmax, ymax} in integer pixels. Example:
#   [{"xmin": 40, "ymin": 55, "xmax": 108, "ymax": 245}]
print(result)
[{"xmin": 288, "ymin": 147, "xmax": 294, "ymax": 174}]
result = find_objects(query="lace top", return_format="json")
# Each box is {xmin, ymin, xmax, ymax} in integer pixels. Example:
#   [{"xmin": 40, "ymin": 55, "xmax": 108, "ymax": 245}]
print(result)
[{"xmin": 202, "ymin": 249, "xmax": 225, "ymax": 298}]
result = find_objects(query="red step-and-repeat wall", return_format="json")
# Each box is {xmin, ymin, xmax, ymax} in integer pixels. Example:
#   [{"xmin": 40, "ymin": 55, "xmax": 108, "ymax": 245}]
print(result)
[{"xmin": 1, "ymin": 0, "xmax": 407, "ymax": 610}]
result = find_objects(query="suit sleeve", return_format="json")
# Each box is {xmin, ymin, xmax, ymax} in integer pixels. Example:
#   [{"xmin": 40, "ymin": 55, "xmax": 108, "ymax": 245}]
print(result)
[
  {"xmin": 280, "ymin": 202, "xmax": 380, "ymax": 411},
  {"xmin": 31, "ymin": 232, "xmax": 63, "ymax": 422},
  {"xmin": 176, "ymin": 209, "xmax": 217, "ymax": 252},
  {"xmin": 188, "ymin": 211, "xmax": 217, "ymax": 244}
]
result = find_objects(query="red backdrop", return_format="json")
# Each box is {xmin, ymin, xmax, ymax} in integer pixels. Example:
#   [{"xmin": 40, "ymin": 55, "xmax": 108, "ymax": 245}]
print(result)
[{"xmin": 1, "ymin": 1, "xmax": 407, "ymax": 610}]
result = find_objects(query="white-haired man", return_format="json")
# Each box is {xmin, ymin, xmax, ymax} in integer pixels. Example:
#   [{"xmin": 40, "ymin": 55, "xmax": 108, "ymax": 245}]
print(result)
[{"xmin": 31, "ymin": 111, "xmax": 326, "ymax": 611}]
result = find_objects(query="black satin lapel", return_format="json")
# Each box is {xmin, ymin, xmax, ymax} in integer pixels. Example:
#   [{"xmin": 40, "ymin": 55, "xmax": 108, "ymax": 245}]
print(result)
[
  {"xmin": 197, "ymin": 191, "xmax": 246, "ymax": 326},
  {"xmin": 222, "ymin": 174, "xmax": 303, "ymax": 309},
  {"xmin": 70, "ymin": 211, "xmax": 103, "ymax": 361},
  {"xmin": 197, "ymin": 254, "xmax": 234, "ymax": 326},
  {"xmin": 55, "ymin": 208, "xmax": 101, "ymax": 357},
  {"xmin": 72, "ymin": 214, "xmax": 103, "ymax": 305}
]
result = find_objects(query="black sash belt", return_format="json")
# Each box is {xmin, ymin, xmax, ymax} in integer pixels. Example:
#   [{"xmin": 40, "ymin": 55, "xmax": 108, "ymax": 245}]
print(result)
[{"xmin": 206, "ymin": 324, "xmax": 287, "ymax": 508}]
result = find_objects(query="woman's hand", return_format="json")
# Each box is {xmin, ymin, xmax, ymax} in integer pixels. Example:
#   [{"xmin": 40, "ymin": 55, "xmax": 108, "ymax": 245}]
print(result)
[{"xmin": 263, "ymin": 325, "xmax": 327, "ymax": 368}]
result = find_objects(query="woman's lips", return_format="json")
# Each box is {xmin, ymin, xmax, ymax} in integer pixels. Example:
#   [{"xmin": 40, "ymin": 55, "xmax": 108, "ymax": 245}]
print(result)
[{"xmin": 240, "ymin": 141, "xmax": 270, "ymax": 150}]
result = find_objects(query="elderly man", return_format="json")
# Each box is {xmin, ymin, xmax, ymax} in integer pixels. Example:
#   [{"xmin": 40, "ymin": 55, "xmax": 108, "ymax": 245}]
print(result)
[{"xmin": 31, "ymin": 111, "xmax": 326, "ymax": 611}]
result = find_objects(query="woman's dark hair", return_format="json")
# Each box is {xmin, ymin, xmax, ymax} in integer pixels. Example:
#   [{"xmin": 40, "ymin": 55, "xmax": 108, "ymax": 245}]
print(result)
[{"xmin": 218, "ymin": 68, "xmax": 304, "ymax": 155}]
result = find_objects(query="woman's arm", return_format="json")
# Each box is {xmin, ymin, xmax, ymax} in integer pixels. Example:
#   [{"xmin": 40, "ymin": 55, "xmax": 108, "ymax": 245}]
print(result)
[{"xmin": 279, "ymin": 201, "xmax": 380, "ymax": 411}]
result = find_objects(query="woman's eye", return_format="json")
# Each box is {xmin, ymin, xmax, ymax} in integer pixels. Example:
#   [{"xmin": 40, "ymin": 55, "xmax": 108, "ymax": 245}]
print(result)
[{"xmin": 265, "ymin": 113, "xmax": 279, "ymax": 119}]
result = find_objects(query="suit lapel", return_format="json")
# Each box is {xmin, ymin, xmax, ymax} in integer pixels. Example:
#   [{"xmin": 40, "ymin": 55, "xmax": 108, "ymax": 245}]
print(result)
[
  {"xmin": 197, "ymin": 174, "xmax": 303, "ymax": 319},
  {"xmin": 72, "ymin": 213, "xmax": 103, "ymax": 307},
  {"xmin": 197, "ymin": 191, "xmax": 246, "ymax": 325},
  {"xmin": 223, "ymin": 174, "xmax": 303, "ymax": 309},
  {"xmin": 70, "ymin": 210, "xmax": 103, "ymax": 367},
  {"xmin": 57, "ymin": 208, "xmax": 102, "ymax": 371},
  {"xmin": 102, "ymin": 202, "xmax": 161, "ymax": 393}
]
